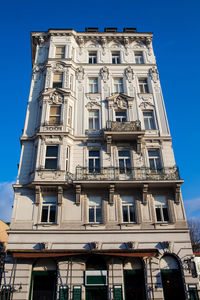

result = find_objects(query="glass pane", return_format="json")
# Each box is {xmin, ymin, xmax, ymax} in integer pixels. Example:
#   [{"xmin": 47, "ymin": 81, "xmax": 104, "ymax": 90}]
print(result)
[
  {"xmin": 119, "ymin": 159, "xmax": 125, "ymax": 173},
  {"xmin": 129, "ymin": 206, "xmax": 135, "ymax": 222},
  {"xmin": 45, "ymin": 159, "xmax": 57, "ymax": 169},
  {"xmin": 95, "ymin": 159, "xmax": 100, "ymax": 172},
  {"xmin": 118, "ymin": 150, "xmax": 130, "ymax": 157},
  {"xmin": 150, "ymin": 118, "xmax": 155, "ymax": 129},
  {"xmin": 89, "ymin": 207, "xmax": 95, "ymax": 222},
  {"xmin": 123, "ymin": 206, "xmax": 128, "ymax": 222},
  {"xmin": 148, "ymin": 150, "xmax": 159, "ymax": 157},
  {"xmin": 54, "ymin": 73, "xmax": 62, "ymax": 81},
  {"xmin": 46, "ymin": 146, "xmax": 58, "ymax": 157},
  {"xmin": 156, "ymin": 207, "xmax": 162, "ymax": 222},
  {"xmin": 41, "ymin": 206, "xmax": 48, "ymax": 222},
  {"xmin": 89, "ymin": 118, "xmax": 93, "ymax": 129},
  {"xmin": 163, "ymin": 208, "xmax": 169, "ymax": 221},
  {"xmin": 116, "ymin": 111, "xmax": 126, "ymax": 117},
  {"xmin": 53, "ymin": 82, "xmax": 62, "ymax": 88},
  {"xmin": 96, "ymin": 207, "xmax": 102, "ymax": 223},
  {"xmin": 144, "ymin": 118, "xmax": 149, "ymax": 130},
  {"xmin": 95, "ymin": 118, "xmax": 99, "ymax": 129},
  {"xmin": 155, "ymin": 158, "xmax": 161, "ymax": 169},
  {"xmin": 149, "ymin": 158, "xmax": 155, "ymax": 170},
  {"xmin": 89, "ymin": 159, "xmax": 94, "ymax": 173},
  {"xmin": 125, "ymin": 159, "xmax": 131, "ymax": 169},
  {"xmin": 50, "ymin": 106, "xmax": 61, "ymax": 115},
  {"xmin": 49, "ymin": 206, "xmax": 56, "ymax": 222},
  {"xmin": 49, "ymin": 116, "xmax": 60, "ymax": 124}
]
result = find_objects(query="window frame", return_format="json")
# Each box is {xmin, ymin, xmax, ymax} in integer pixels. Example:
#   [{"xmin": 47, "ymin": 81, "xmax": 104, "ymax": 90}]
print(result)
[
  {"xmin": 49, "ymin": 105, "xmax": 61, "ymax": 125},
  {"xmin": 113, "ymin": 78, "xmax": 124, "ymax": 93},
  {"xmin": 148, "ymin": 149, "xmax": 162, "ymax": 170},
  {"xmin": 154, "ymin": 195, "xmax": 169, "ymax": 223},
  {"xmin": 88, "ymin": 110, "xmax": 100, "ymax": 130},
  {"xmin": 118, "ymin": 150, "xmax": 131, "ymax": 174},
  {"xmin": 134, "ymin": 51, "xmax": 144, "ymax": 64},
  {"xmin": 53, "ymin": 72, "xmax": 63, "ymax": 88},
  {"xmin": 112, "ymin": 51, "xmax": 121, "ymax": 64},
  {"xmin": 143, "ymin": 111, "xmax": 156, "ymax": 130},
  {"xmin": 45, "ymin": 145, "xmax": 59, "ymax": 170},
  {"xmin": 67, "ymin": 105, "xmax": 72, "ymax": 128},
  {"xmin": 89, "ymin": 78, "xmax": 98, "ymax": 93},
  {"xmin": 115, "ymin": 110, "xmax": 127, "ymax": 122},
  {"xmin": 41, "ymin": 195, "xmax": 57, "ymax": 224},
  {"xmin": 88, "ymin": 196, "xmax": 102, "ymax": 223},
  {"xmin": 88, "ymin": 149, "xmax": 100, "ymax": 173},
  {"xmin": 88, "ymin": 51, "xmax": 97, "ymax": 64},
  {"xmin": 66, "ymin": 146, "xmax": 70, "ymax": 171},
  {"xmin": 138, "ymin": 77, "xmax": 149, "ymax": 93},
  {"xmin": 121, "ymin": 196, "xmax": 135, "ymax": 223},
  {"xmin": 55, "ymin": 46, "xmax": 65, "ymax": 59}
]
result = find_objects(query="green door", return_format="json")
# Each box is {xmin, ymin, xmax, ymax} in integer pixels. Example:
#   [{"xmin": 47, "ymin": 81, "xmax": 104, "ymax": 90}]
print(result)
[
  {"xmin": 161, "ymin": 269, "xmax": 186, "ymax": 300},
  {"xmin": 124, "ymin": 270, "xmax": 146, "ymax": 300},
  {"xmin": 86, "ymin": 286, "xmax": 107, "ymax": 300},
  {"xmin": 30, "ymin": 271, "xmax": 57, "ymax": 300}
]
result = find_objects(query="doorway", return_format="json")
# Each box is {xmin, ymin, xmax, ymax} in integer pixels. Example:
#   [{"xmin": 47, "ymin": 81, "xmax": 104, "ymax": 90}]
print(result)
[
  {"xmin": 30, "ymin": 271, "xmax": 57, "ymax": 300},
  {"xmin": 86, "ymin": 286, "xmax": 107, "ymax": 300},
  {"xmin": 124, "ymin": 269, "xmax": 146, "ymax": 300}
]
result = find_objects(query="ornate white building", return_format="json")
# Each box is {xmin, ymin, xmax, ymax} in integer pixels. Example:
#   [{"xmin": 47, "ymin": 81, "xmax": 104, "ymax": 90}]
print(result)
[{"xmin": 1, "ymin": 27, "xmax": 199, "ymax": 300}]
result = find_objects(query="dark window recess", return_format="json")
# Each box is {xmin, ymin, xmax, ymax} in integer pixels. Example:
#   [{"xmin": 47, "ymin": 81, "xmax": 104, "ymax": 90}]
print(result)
[
  {"xmin": 104, "ymin": 27, "xmax": 117, "ymax": 32},
  {"xmin": 156, "ymin": 208, "xmax": 162, "ymax": 222},
  {"xmin": 53, "ymin": 82, "xmax": 62, "ymax": 88},
  {"xmin": 45, "ymin": 146, "xmax": 58, "ymax": 169},
  {"xmin": 85, "ymin": 28, "xmax": 98, "ymax": 32},
  {"xmin": 32, "ymin": 271, "xmax": 57, "ymax": 300},
  {"xmin": 163, "ymin": 208, "xmax": 169, "ymax": 221},
  {"xmin": 123, "ymin": 28, "xmax": 137, "ymax": 32}
]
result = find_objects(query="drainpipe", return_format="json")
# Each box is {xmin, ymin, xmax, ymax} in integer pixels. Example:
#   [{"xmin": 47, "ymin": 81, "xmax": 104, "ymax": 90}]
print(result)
[{"xmin": 149, "ymin": 258, "xmax": 154, "ymax": 300}]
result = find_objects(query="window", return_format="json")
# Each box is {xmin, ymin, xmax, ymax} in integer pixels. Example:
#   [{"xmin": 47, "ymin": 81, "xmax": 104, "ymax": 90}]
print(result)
[
  {"xmin": 115, "ymin": 111, "xmax": 127, "ymax": 122},
  {"xmin": 67, "ymin": 106, "xmax": 72, "ymax": 127},
  {"xmin": 89, "ymin": 78, "xmax": 98, "ymax": 93},
  {"xmin": 148, "ymin": 150, "xmax": 161, "ymax": 170},
  {"xmin": 135, "ymin": 51, "xmax": 144, "ymax": 64},
  {"xmin": 88, "ymin": 196, "xmax": 102, "ymax": 223},
  {"xmin": 45, "ymin": 146, "xmax": 58, "ymax": 169},
  {"xmin": 53, "ymin": 72, "xmax": 63, "ymax": 88},
  {"xmin": 138, "ymin": 78, "xmax": 149, "ymax": 93},
  {"xmin": 70, "ymin": 74, "xmax": 74, "ymax": 91},
  {"xmin": 89, "ymin": 110, "xmax": 99, "ymax": 130},
  {"xmin": 41, "ymin": 195, "xmax": 57, "ymax": 223},
  {"xmin": 55, "ymin": 46, "xmax": 65, "ymax": 59},
  {"xmin": 118, "ymin": 150, "xmax": 131, "ymax": 174},
  {"xmin": 89, "ymin": 150, "xmax": 100, "ymax": 173},
  {"xmin": 154, "ymin": 195, "xmax": 169, "ymax": 222},
  {"xmin": 49, "ymin": 105, "xmax": 61, "ymax": 125},
  {"xmin": 121, "ymin": 196, "xmax": 135, "ymax": 223},
  {"xmin": 89, "ymin": 52, "xmax": 97, "ymax": 64},
  {"xmin": 66, "ymin": 146, "xmax": 70, "ymax": 171},
  {"xmin": 112, "ymin": 52, "xmax": 120, "ymax": 64},
  {"xmin": 114, "ymin": 78, "xmax": 124, "ymax": 93},
  {"xmin": 143, "ymin": 111, "xmax": 156, "ymax": 130}
]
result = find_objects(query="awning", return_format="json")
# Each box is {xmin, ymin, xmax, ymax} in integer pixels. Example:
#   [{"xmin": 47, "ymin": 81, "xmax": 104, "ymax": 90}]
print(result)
[{"xmin": 10, "ymin": 249, "xmax": 158, "ymax": 258}]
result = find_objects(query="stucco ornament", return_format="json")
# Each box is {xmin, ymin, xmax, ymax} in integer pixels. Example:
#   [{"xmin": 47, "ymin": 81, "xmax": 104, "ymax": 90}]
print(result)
[
  {"xmin": 76, "ymin": 66, "xmax": 85, "ymax": 82},
  {"xmin": 149, "ymin": 66, "xmax": 159, "ymax": 83},
  {"xmin": 53, "ymin": 62, "xmax": 66, "ymax": 71},
  {"xmin": 100, "ymin": 37, "xmax": 107, "ymax": 55},
  {"xmin": 45, "ymin": 67, "xmax": 52, "ymax": 88},
  {"xmin": 100, "ymin": 66, "xmax": 109, "ymax": 82},
  {"xmin": 124, "ymin": 37, "xmax": 129, "ymax": 55},
  {"xmin": 114, "ymin": 96, "xmax": 128, "ymax": 110},
  {"xmin": 50, "ymin": 92, "xmax": 63, "ymax": 104},
  {"xmin": 125, "ymin": 66, "xmax": 134, "ymax": 83},
  {"xmin": 77, "ymin": 36, "xmax": 84, "ymax": 54}
]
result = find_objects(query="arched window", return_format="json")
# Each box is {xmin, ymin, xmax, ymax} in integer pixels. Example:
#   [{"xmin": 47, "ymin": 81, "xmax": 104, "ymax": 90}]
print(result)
[{"xmin": 160, "ymin": 255, "xmax": 185, "ymax": 300}]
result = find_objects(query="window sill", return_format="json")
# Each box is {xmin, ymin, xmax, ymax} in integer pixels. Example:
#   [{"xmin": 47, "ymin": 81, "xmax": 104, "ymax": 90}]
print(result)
[
  {"xmin": 37, "ymin": 223, "xmax": 58, "ymax": 227},
  {"xmin": 120, "ymin": 222, "xmax": 137, "ymax": 226},
  {"xmin": 85, "ymin": 223, "xmax": 104, "ymax": 227}
]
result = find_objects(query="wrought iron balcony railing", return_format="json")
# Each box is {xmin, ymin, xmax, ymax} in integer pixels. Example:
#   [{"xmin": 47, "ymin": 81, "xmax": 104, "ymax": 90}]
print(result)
[
  {"xmin": 75, "ymin": 166, "xmax": 180, "ymax": 181},
  {"xmin": 106, "ymin": 120, "xmax": 141, "ymax": 132}
]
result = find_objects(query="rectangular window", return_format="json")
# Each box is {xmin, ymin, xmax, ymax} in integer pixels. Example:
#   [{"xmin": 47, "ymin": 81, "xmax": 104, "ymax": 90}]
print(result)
[
  {"xmin": 138, "ymin": 78, "xmax": 149, "ymax": 93},
  {"xmin": 89, "ymin": 78, "xmax": 98, "ymax": 93},
  {"xmin": 55, "ymin": 46, "xmax": 65, "ymax": 59},
  {"xmin": 118, "ymin": 150, "xmax": 131, "ymax": 174},
  {"xmin": 154, "ymin": 195, "xmax": 169, "ymax": 222},
  {"xmin": 115, "ymin": 111, "xmax": 127, "ymax": 122},
  {"xmin": 66, "ymin": 146, "xmax": 70, "ymax": 171},
  {"xmin": 53, "ymin": 72, "xmax": 63, "ymax": 88},
  {"xmin": 41, "ymin": 195, "xmax": 57, "ymax": 223},
  {"xmin": 49, "ymin": 105, "xmax": 61, "ymax": 125},
  {"xmin": 68, "ymin": 106, "xmax": 72, "ymax": 127},
  {"xmin": 89, "ymin": 196, "xmax": 102, "ymax": 223},
  {"xmin": 135, "ymin": 51, "xmax": 144, "ymax": 64},
  {"xmin": 89, "ymin": 52, "xmax": 97, "ymax": 64},
  {"xmin": 148, "ymin": 149, "xmax": 161, "ymax": 170},
  {"xmin": 112, "ymin": 52, "xmax": 120, "ymax": 64},
  {"xmin": 114, "ymin": 78, "xmax": 124, "ymax": 93},
  {"xmin": 89, "ymin": 110, "xmax": 99, "ymax": 130},
  {"xmin": 45, "ymin": 145, "xmax": 58, "ymax": 169},
  {"xmin": 121, "ymin": 196, "xmax": 135, "ymax": 223},
  {"xmin": 143, "ymin": 111, "xmax": 156, "ymax": 130},
  {"xmin": 89, "ymin": 150, "xmax": 100, "ymax": 173}
]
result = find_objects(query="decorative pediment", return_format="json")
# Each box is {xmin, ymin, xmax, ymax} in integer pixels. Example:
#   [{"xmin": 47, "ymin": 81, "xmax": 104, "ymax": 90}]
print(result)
[
  {"xmin": 52, "ymin": 61, "xmax": 68, "ymax": 71},
  {"xmin": 139, "ymin": 101, "xmax": 154, "ymax": 110},
  {"xmin": 106, "ymin": 93, "xmax": 134, "ymax": 109},
  {"xmin": 85, "ymin": 100, "xmax": 101, "ymax": 110},
  {"xmin": 41, "ymin": 89, "xmax": 71, "ymax": 104}
]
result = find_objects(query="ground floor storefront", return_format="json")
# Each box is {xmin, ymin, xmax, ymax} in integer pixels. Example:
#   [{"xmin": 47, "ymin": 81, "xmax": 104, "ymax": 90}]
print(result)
[{"xmin": 1, "ymin": 249, "xmax": 199, "ymax": 300}]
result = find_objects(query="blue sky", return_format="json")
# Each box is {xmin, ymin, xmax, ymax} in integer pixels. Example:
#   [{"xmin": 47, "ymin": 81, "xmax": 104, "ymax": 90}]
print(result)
[{"xmin": 0, "ymin": 0, "xmax": 200, "ymax": 222}]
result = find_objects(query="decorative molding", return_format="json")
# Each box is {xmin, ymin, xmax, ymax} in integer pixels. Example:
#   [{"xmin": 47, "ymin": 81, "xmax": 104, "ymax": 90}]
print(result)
[
  {"xmin": 100, "ymin": 66, "xmax": 109, "ymax": 82},
  {"xmin": 142, "ymin": 184, "xmax": 148, "ymax": 205},
  {"xmin": 139, "ymin": 101, "xmax": 154, "ymax": 110},
  {"xmin": 76, "ymin": 66, "xmax": 85, "ymax": 82},
  {"xmin": 75, "ymin": 184, "xmax": 81, "ymax": 206},
  {"xmin": 85, "ymin": 100, "xmax": 101, "ymax": 110},
  {"xmin": 35, "ymin": 186, "xmax": 41, "ymax": 206},
  {"xmin": 106, "ymin": 93, "xmax": 134, "ymax": 110},
  {"xmin": 138, "ymin": 93, "xmax": 153, "ymax": 101},
  {"xmin": 175, "ymin": 183, "xmax": 181, "ymax": 204},
  {"xmin": 149, "ymin": 66, "xmax": 159, "ymax": 83},
  {"xmin": 125, "ymin": 66, "xmax": 134, "ymax": 83},
  {"xmin": 57, "ymin": 186, "xmax": 63, "ymax": 206},
  {"xmin": 109, "ymin": 184, "xmax": 115, "ymax": 205}
]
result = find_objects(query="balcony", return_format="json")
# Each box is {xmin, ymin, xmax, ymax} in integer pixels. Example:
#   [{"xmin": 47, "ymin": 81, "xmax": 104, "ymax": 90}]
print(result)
[
  {"xmin": 75, "ymin": 166, "xmax": 181, "ymax": 182},
  {"xmin": 104, "ymin": 121, "xmax": 144, "ymax": 154}
]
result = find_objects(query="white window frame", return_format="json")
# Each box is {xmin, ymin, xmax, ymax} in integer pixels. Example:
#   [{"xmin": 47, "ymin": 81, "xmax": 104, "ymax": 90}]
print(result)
[
  {"xmin": 154, "ymin": 195, "xmax": 169, "ymax": 222},
  {"xmin": 148, "ymin": 149, "xmax": 161, "ymax": 170},
  {"xmin": 88, "ymin": 196, "xmax": 102, "ymax": 223},
  {"xmin": 118, "ymin": 150, "xmax": 131, "ymax": 174},
  {"xmin": 143, "ymin": 111, "xmax": 156, "ymax": 130},
  {"xmin": 53, "ymin": 72, "xmax": 63, "ymax": 88},
  {"xmin": 49, "ymin": 105, "xmax": 61, "ymax": 125},
  {"xmin": 88, "ymin": 51, "xmax": 97, "ymax": 64},
  {"xmin": 114, "ymin": 78, "xmax": 124, "ymax": 93},
  {"xmin": 41, "ymin": 195, "xmax": 57, "ymax": 223},
  {"xmin": 138, "ymin": 77, "xmax": 149, "ymax": 93},
  {"xmin": 67, "ymin": 105, "xmax": 72, "ymax": 127},
  {"xmin": 88, "ymin": 110, "xmax": 99, "ymax": 130},
  {"xmin": 121, "ymin": 196, "xmax": 135, "ymax": 223},
  {"xmin": 55, "ymin": 46, "xmax": 65, "ymax": 59},
  {"xmin": 89, "ymin": 78, "xmax": 98, "ymax": 93},
  {"xmin": 115, "ymin": 110, "xmax": 127, "ymax": 122},
  {"xmin": 134, "ymin": 51, "xmax": 144, "ymax": 64},
  {"xmin": 112, "ymin": 51, "xmax": 120, "ymax": 64},
  {"xmin": 45, "ymin": 145, "xmax": 58, "ymax": 170},
  {"xmin": 88, "ymin": 149, "xmax": 100, "ymax": 173},
  {"xmin": 66, "ymin": 146, "xmax": 70, "ymax": 171}
]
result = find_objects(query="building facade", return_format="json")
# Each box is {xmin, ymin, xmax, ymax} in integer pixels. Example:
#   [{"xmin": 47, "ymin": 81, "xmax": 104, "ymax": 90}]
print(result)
[{"xmin": 2, "ymin": 27, "xmax": 199, "ymax": 300}]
